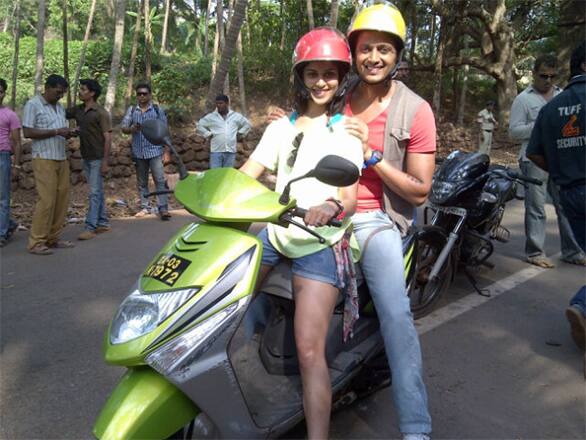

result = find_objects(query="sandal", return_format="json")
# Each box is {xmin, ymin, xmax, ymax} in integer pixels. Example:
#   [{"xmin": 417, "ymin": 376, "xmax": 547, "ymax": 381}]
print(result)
[
  {"xmin": 29, "ymin": 244, "xmax": 54, "ymax": 255},
  {"xmin": 47, "ymin": 240, "xmax": 75, "ymax": 249},
  {"xmin": 526, "ymin": 255, "xmax": 555, "ymax": 268}
]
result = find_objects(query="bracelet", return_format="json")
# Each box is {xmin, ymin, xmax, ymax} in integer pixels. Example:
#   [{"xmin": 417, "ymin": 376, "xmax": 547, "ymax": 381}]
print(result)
[{"xmin": 326, "ymin": 197, "xmax": 344, "ymax": 217}]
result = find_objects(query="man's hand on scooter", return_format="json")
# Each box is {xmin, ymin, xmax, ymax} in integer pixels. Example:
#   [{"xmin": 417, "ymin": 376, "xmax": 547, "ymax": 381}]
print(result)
[{"xmin": 304, "ymin": 202, "xmax": 338, "ymax": 227}]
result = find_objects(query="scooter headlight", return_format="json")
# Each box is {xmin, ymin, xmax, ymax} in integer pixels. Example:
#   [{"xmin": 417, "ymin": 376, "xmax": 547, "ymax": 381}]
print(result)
[{"xmin": 110, "ymin": 286, "xmax": 200, "ymax": 345}]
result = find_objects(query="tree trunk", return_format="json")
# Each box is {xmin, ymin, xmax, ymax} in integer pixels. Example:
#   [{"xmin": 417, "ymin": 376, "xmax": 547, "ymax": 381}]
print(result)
[
  {"xmin": 558, "ymin": 0, "xmax": 586, "ymax": 83},
  {"xmin": 457, "ymin": 37, "xmax": 469, "ymax": 126},
  {"xmin": 237, "ymin": 29, "xmax": 246, "ymax": 115},
  {"xmin": 409, "ymin": 0, "xmax": 417, "ymax": 64},
  {"xmin": 224, "ymin": 0, "xmax": 233, "ymax": 94},
  {"xmin": 212, "ymin": 0, "xmax": 224, "ymax": 77},
  {"xmin": 125, "ymin": 0, "xmax": 143, "ymax": 109},
  {"xmin": 279, "ymin": 0, "xmax": 286, "ymax": 50},
  {"xmin": 160, "ymin": 0, "xmax": 171, "ymax": 54},
  {"xmin": 144, "ymin": 0, "xmax": 152, "ymax": 82},
  {"xmin": 428, "ymin": 13, "xmax": 436, "ymax": 61},
  {"xmin": 204, "ymin": 0, "xmax": 213, "ymax": 56},
  {"xmin": 329, "ymin": 0, "xmax": 339, "ymax": 27},
  {"xmin": 495, "ymin": 62, "xmax": 516, "ymax": 126},
  {"xmin": 62, "ymin": 0, "xmax": 71, "ymax": 107},
  {"xmin": 306, "ymin": 0, "xmax": 315, "ymax": 30},
  {"xmin": 72, "ymin": 0, "xmax": 97, "ymax": 105},
  {"xmin": 206, "ymin": 0, "xmax": 247, "ymax": 110},
  {"xmin": 10, "ymin": 0, "xmax": 20, "ymax": 110},
  {"xmin": 432, "ymin": 17, "xmax": 446, "ymax": 116},
  {"xmin": 105, "ymin": 0, "xmax": 127, "ymax": 113},
  {"xmin": 193, "ymin": 0, "xmax": 201, "ymax": 53},
  {"xmin": 34, "ymin": 0, "xmax": 46, "ymax": 94}
]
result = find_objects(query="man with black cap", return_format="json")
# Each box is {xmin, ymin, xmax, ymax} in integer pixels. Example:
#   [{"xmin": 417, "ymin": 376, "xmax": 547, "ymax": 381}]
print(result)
[{"xmin": 196, "ymin": 94, "xmax": 251, "ymax": 168}]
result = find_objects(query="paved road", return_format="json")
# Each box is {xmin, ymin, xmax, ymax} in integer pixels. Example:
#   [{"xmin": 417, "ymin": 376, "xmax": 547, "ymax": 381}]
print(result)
[{"xmin": 1, "ymin": 201, "xmax": 584, "ymax": 439}]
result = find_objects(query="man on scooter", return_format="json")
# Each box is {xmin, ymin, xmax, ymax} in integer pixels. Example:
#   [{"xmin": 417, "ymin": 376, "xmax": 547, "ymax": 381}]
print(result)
[
  {"xmin": 266, "ymin": 4, "xmax": 435, "ymax": 437},
  {"xmin": 342, "ymin": 3, "xmax": 436, "ymax": 439}
]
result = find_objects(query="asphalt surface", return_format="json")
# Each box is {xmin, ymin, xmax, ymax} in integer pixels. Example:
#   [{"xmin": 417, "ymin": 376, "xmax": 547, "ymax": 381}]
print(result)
[{"xmin": 1, "ymin": 201, "xmax": 584, "ymax": 439}]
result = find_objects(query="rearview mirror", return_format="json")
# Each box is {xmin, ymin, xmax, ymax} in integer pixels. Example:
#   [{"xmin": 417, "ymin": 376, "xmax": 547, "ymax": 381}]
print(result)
[
  {"xmin": 279, "ymin": 155, "xmax": 360, "ymax": 205},
  {"xmin": 141, "ymin": 119, "xmax": 171, "ymax": 146},
  {"xmin": 140, "ymin": 119, "xmax": 189, "ymax": 180},
  {"xmin": 311, "ymin": 155, "xmax": 360, "ymax": 187}
]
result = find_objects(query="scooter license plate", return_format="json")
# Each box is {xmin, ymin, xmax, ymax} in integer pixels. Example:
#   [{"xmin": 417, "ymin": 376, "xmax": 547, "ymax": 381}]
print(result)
[{"xmin": 143, "ymin": 253, "xmax": 191, "ymax": 286}]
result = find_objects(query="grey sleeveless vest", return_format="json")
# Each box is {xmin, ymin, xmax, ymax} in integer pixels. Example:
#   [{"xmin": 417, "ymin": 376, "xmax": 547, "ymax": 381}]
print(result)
[{"xmin": 381, "ymin": 81, "xmax": 427, "ymax": 235}]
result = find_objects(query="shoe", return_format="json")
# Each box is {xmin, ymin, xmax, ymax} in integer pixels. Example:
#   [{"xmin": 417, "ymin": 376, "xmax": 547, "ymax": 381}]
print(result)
[
  {"xmin": 78, "ymin": 230, "xmax": 97, "ymax": 240},
  {"xmin": 0, "ymin": 237, "xmax": 7, "ymax": 248},
  {"xmin": 562, "ymin": 256, "xmax": 586, "ymax": 266},
  {"xmin": 159, "ymin": 210, "xmax": 171, "ymax": 221},
  {"xmin": 566, "ymin": 306, "xmax": 585, "ymax": 351},
  {"xmin": 95, "ymin": 225, "xmax": 111, "ymax": 234},
  {"xmin": 28, "ymin": 244, "xmax": 54, "ymax": 255},
  {"xmin": 134, "ymin": 208, "xmax": 151, "ymax": 218},
  {"xmin": 403, "ymin": 434, "xmax": 431, "ymax": 440},
  {"xmin": 526, "ymin": 255, "xmax": 555, "ymax": 268},
  {"xmin": 47, "ymin": 240, "xmax": 75, "ymax": 249}
]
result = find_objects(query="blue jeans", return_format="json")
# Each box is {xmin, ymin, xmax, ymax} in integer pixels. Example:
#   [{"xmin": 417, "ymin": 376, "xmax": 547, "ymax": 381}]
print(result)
[
  {"xmin": 560, "ymin": 184, "xmax": 586, "ymax": 317},
  {"xmin": 352, "ymin": 210, "xmax": 431, "ymax": 435},
  {"xmin": 519, "ymin": 160, "xmax": 583, "ymax": 261},
  {"xmin": 83, "ymin": 159, "xmax": 109, "ymax": 231},
  {"xmin": 135, "ymin": 156, "xmax": 168, "ymax": 210},
  {"xmin": 559, "ymin": 184, "xmax": 585, "ymax": 253},
  {"xmin": 0, "ymin": 151, "xmax": 16, "ymax": 239},
  {"xmin": 209, "ymin": 152, "xmax": 236, "ymax": 168}
]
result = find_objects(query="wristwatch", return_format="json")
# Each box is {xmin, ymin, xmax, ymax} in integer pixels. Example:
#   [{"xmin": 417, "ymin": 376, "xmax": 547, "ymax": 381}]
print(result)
[{"xmin": 363, "ymin": 150, "xmax": 383, "ymax": 169}]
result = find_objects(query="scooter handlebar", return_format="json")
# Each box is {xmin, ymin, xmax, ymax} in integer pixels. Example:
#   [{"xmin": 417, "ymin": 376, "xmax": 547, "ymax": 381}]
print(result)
[
  {"xmin": 505, "ymin": 170, "xmax": 543, "ymax": 186},
  {"xmin": 292, "ymin": 207, "xmax": 343, "ymax": 228}
]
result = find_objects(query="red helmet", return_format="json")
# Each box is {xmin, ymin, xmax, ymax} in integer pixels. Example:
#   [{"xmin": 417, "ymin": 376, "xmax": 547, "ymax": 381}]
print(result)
[{"xmin": 292, "ymin": 27, "xmax": 352, "ymax": 70}]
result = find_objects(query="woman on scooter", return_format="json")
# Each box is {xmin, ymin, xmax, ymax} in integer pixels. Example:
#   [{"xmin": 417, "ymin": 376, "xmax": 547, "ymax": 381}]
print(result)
[{"xmin": 240, "ymin": 27, "xmax": 363, "ymax": 439}]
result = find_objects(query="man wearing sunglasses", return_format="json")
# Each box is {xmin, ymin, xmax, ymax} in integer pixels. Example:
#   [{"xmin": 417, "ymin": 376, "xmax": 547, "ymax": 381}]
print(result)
[
  {"xmin": 509, "ymin": 55, "xmax": 585, "ymax": 268},
  {"xmin": 121, "ymin": 83, "xmax": 172, "ymax": 221}
]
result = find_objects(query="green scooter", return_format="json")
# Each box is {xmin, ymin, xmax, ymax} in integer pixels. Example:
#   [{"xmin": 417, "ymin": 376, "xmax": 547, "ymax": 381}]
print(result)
[{"xmin": 94, "ymin": 119, "xmax": 398, "ymax": 439}]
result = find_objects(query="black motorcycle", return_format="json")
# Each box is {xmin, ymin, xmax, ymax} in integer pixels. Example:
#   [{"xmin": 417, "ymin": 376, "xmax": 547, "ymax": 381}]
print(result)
[{"xmin": 407, "ymin": 150, "xmax": 542, "ymax": 319}]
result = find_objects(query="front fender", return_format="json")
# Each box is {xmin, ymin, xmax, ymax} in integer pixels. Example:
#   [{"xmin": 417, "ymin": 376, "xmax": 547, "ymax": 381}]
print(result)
[{"xmin": 93, "ymin": 367, "xmax": 198, "ymax": 440}]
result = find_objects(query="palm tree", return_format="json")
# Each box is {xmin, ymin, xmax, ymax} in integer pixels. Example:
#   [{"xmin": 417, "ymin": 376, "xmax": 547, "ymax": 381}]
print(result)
[
  {"xmin": 10, "ymin": 0, "xmax": 21, "ymax": 109},
  {"xmin": 206, "ymin": 0, "xmax": 248, "ymax": 110},
  {"xmin": 104, "ymin": 0, "xmax": 127, "ymax": 112},
  {"xmin": 34, "ymin": 0, "xmax": 46, "ymax": 93},
  {"xmin": 72, "ymin": 0, "xmax": 97, "ymax": 105}
]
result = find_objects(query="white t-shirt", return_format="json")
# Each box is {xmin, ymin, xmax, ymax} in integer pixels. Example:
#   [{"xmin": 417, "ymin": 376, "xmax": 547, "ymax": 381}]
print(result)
[{"xmin": 250, "ymin": 115, "xmax": 363, "ymax": 258}]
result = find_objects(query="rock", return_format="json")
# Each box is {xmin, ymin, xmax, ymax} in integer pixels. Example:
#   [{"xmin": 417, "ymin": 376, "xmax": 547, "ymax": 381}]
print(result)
[
  {"xmin": 19, "ymin": 176, "xmax": 35, "ymax": 190},
  {"xmin": 70, "ymin": 158, "xmax": 83, "ymax": 172}
]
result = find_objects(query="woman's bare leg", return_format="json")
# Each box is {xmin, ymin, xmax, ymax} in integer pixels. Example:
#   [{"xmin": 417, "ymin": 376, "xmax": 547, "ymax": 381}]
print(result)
[{"xmin": 293, "ymin": 275, "xmax": 339, "ymax": 440}]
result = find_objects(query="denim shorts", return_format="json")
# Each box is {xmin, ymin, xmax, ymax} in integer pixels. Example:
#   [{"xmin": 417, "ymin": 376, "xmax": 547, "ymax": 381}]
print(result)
[{"xmin": 258, "ymin": 228, "xmax": 341, "ymax": 288}]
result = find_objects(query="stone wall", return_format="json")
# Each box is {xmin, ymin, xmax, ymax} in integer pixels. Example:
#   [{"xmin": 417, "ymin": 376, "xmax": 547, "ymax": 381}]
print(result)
[{"xmin": 13, "ymin": 128, "xmax": 263, "ymax": 190}]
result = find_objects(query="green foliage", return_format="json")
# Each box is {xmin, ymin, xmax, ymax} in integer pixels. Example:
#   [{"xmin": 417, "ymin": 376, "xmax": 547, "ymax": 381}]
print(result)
[
  {"xmin": 0, "ymin": 34, "xmax": 112, "ymax": 106},
  {"xmin": 151, "ymin": 54, "xmax": 214, "ymax": 122}
]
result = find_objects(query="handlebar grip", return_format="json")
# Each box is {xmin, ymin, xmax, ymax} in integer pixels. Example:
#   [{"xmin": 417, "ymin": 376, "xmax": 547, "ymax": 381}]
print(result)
[
  {"xmin": 291, "ymin": 207, "xmax": 343, "ymax": 227},
  {"xmin": 507, "ymin": 171, "xmax": 543, "ymax": 186}
]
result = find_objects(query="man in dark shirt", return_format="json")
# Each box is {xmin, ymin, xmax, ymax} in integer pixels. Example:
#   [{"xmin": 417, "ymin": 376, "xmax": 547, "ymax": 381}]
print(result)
[
  {"xmin": 527, "ymin": 41, "xmax": 586, "ymax": 351},
  {"xmin": 67, "ymin": 79, "xmax": 112, "ymax": 240}
]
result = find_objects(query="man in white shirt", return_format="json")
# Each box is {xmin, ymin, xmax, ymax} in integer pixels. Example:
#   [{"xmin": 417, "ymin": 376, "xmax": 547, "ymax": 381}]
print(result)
[
  {"xmin": 477, "ymin": 101, "xmax": 497, "ymax": 155},
  {"xmin": 509, "ymin": 54, "xmax": 585, "ymax": 268},
  {"xmin": 196, "ymin": 95, "xmax": 251, "ymax": 168}
]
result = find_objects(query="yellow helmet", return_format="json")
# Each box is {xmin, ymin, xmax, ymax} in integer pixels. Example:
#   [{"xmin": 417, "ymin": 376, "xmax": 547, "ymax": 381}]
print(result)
[{"xmin": 347, "ymin": 2, "xmax": 407, "ymax": 51}]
